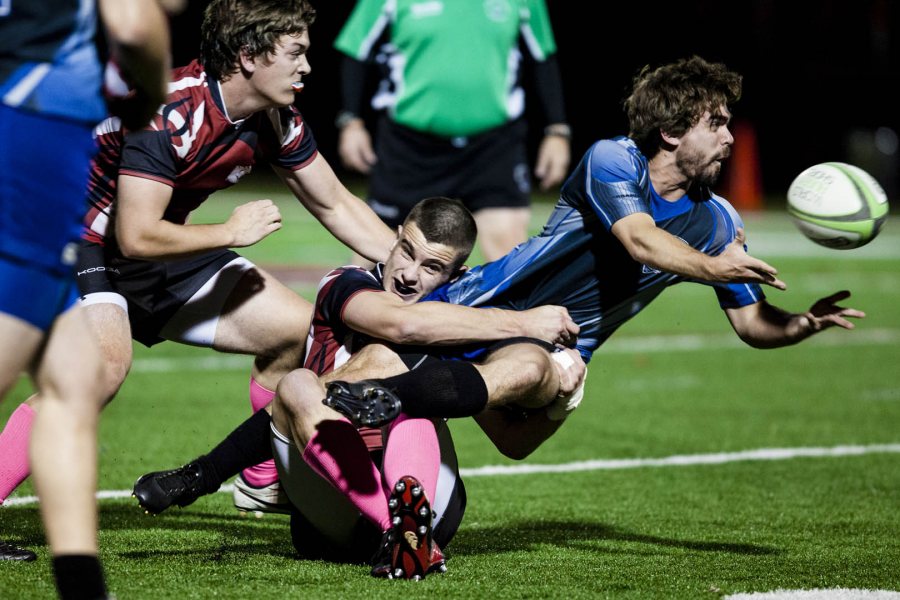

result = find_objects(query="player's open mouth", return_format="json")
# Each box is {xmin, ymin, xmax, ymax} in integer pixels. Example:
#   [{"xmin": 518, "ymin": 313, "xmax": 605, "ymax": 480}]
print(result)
[
  {"xmin": 291, "ymin": 82, "xmax": 304, "ymax": 92},
  {"xmin": 393, "ymin": 280, "xmax": 417, "ymax": 298}
]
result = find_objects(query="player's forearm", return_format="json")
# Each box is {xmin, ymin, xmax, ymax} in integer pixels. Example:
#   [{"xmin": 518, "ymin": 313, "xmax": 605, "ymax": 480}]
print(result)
[
  {"xmin": 278, "ymin": 161, "xmax": 394, "ymax": 263},
  {"xmin": 530, "ymin": 55, "xmax": 567, "ymax": 126},
  {"xmin": 727, "ymin": 301, "xmax": 813, "ymax": 349},
  {"xmin": 99, "ymin": 0, "xmax": 170, "ymax": 108},
  {"xmin": 382, "ymin": 304, "xmax": 530, "ymax": 346},
  {"xmin": 116, "ymin": 220, "xmax": 234, "ymax": 260},
  {"xmin": 622, "ymin": 224, "xmax": 716, "ymax": 281},
  {"xmin": 314, "ymin": 191, "xmax": 395, "ymax": 263}
]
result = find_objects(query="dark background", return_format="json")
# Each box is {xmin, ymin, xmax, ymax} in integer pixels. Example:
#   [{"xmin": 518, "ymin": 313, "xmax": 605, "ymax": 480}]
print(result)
[{"xmin": 169, "ymin": 0, "xmax": 900, "ymax": 202}]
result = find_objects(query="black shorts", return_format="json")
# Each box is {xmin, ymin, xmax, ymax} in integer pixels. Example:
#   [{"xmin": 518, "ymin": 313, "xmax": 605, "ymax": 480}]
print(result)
[
  {"xmin": 75, "ymin": 241, "xmax": 241, "ymax": 347},
  {"xmin": 368, "ymin": 117, "xmax": 531, "ymax": 228}
]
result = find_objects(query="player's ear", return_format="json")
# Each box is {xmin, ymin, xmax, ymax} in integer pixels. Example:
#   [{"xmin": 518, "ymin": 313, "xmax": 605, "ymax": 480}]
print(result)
[
  {"xmin": 389, "ymin": 225, "xmax": 402, "ymax": 251},
  {"xmin": 239, "ymin": 47, "xmax": 257, "ymax": 73},
  {"xmin": 449, "ymin": 264, "xmax": 468, "ymax": 283},
  {"xmin": 659, "ymin": 128, "xmax": 681, "ymax": 147}
]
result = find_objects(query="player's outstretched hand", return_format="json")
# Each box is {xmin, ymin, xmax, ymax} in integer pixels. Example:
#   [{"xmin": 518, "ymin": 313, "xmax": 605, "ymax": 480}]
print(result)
[
  {"xmin": 338, "ymin": 121, "xmax": 377, "ymax": 174},
  {"xmin": 226, "ymin": 199, "xmax": 283, "ymax": 247},
  {"xmin": 520, "ymin": 305, "xmax": 579, "ymax": 346},
  {"xmin": 713, "ymin": 229, "xmax": 786, "ymax": 290},
  {"xmin": 803, "ymin": 290, "xmax": 865, "ymax": 332}
]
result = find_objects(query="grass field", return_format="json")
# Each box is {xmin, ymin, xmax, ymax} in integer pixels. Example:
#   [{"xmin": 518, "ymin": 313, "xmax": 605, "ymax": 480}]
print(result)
[{"xmin": 2, "ymin": 176, "xmax": 899, "ymax": 599}]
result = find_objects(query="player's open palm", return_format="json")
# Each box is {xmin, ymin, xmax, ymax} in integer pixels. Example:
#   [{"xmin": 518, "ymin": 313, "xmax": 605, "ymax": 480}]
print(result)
[
  {"xmin": 227, "ymin": 199, "xmax": 283, "ymax": 247},
  {"xmin": 520, "ymin": 305, "xmax": 579, "ymax": 346},
  {"xmin": 804, "ymin": 290, "xmax": 866, "ymax": 332}
]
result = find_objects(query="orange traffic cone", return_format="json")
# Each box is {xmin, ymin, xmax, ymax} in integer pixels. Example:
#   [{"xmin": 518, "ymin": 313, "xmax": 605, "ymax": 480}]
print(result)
[{"xmin": 722, "ymin": 120, "xmax": 763, "ymax": 211}]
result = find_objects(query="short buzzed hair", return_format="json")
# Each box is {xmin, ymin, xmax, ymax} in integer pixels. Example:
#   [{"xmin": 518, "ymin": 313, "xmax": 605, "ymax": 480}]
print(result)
[
  {"xmin": 625, "ymin": 56, "xmax": 742, "ymax": 159},
  {"xmin": 404, "ymin": 197, "xmax": 478, "ymax": 270},
  {"xmin": 201, "ymin": 0, "xmax": 316, "ymax": 81}
]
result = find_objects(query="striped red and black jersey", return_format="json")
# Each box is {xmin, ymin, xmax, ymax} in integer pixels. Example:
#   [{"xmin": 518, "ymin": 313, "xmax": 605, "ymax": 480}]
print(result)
[
  {"xmin": 304, "ymin": 264, "xmax": 386, "ymax": 451},
  {"xmin": 83, "ymin": 59, "xmax": 318, "ymax": 245},
  {"xmin": 303, "ymin": 264, "xmax": 385, "ymax": 376}
]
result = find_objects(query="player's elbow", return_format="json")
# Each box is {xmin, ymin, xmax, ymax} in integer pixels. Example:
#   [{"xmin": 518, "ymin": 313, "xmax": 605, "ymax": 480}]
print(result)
[
  {"xmin": 116, "ymin": 235, "xmax": 144, "ymax": 259},
  {"xmin": 736, "ymin": 333, "xmax": 768, "ymax": 349},
  {"xmin": 116, "ymin": 228, "xmax": 156, "ymax": 259},
  {"xmin": 736, "ymin": 332, "xmax": 785, "ymax": 350},
  {"xmin": 621, "ymin": 236, "xmax": 657, "ymax": 267}
]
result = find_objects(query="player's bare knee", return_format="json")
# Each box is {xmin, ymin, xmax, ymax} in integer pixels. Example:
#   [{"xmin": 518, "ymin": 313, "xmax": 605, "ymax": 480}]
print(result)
[
  {"xmin": 502, "ymin": 347, "xmax": 555, "ymax": 408},
  {"xmin": 35, "ymin": 376, "xmax": 103, "ymax": 422},
  {"xmin": 253, "ymin": 335, "xmax": 305, "ymax": 382},
  {"xmin": 353, "ymin": 343, "xmax": 400, "ymax": 369},
  {"xmin": 523, "ymin": 358, "xmax": 554, "ymax": 395},
  {"xmin": 275, "ymin": 369, "xmax": 320, "ymax": 419},
  {"xmin": 98, "ymin": 355, "xmax": 130, "ymax": 403}
]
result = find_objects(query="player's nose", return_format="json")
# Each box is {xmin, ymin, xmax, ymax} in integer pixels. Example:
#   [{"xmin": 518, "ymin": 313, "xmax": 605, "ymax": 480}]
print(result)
[
  {"xmin": 400, "ymin": 264, "xmax": 420, "ymax": 284},
  {"xmin": 298, "ymin": 56, "xmax": 311, "ymax": 76},
  {"xmin": 721, "ymin": 125, "xmax": 734, "ymax": 146}
]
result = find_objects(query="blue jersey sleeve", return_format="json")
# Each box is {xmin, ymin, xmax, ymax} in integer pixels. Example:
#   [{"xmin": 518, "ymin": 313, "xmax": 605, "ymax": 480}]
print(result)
[
  {"xmin": 712, "ymin": 282, "xmax": 765, "ymax": 309},
  {"xmin": 584, "ymin": 138, "xmax": 651, "ymax": 230}
]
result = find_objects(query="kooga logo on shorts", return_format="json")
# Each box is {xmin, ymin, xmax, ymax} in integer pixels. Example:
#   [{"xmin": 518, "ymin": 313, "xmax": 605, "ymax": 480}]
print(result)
[{"xmin": 77, "ymin": 266, "xmax": 121, "ymax": 277}]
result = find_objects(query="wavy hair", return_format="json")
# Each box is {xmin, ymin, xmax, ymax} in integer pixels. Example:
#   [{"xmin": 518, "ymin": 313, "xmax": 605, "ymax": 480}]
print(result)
[
  {"xmin": 201, "ymin": 0, "xmax": 316, "ymax": 81},
  {"xmin": 625, "ymin": 56, "xmax": 742, "ymax": 158}
]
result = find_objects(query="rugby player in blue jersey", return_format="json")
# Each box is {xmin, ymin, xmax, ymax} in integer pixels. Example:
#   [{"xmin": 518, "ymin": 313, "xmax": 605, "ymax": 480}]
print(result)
[
  {"xmin": 0, "ymin": 0, "xmax": 171, "ymax": 595},
  {"xmin": 324, "ymin": 56, "xmax": 864, "ymax": 447}
]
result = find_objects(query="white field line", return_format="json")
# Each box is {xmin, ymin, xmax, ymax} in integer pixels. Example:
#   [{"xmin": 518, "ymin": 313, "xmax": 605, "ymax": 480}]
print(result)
[
  {"xmin": 4, "ymin": 443, "xmax": 899, "ymax": 508},
  {"xmin": 127, "ymin": 328, "xmax": 900, "ymax": 373},
  {"xmin": 456, "ymin": 443, "xmax": 900, "ymax": 477}
]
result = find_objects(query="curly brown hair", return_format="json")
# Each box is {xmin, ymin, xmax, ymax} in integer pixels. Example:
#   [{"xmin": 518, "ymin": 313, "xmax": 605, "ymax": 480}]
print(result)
[
  {"xmin": 200, "ymin": 0, "xmax": 316, "ymax": 81},
  {"xmin": 625, "ymin": 56, "xmax": 742, "ymax": 159}
]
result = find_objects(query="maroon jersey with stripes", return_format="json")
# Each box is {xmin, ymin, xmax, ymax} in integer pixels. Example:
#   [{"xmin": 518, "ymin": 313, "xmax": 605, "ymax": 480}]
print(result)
[
  {"xmin": 304, "ymin": 265, "xmax": 386, "ymax": 451},
  {"xmin": 83, "ymin": 59, "xmax": 318, "ymax": 245},
  {"xmin": 303, "ymin": 265, "xmax": 384, "ymax": 376}
]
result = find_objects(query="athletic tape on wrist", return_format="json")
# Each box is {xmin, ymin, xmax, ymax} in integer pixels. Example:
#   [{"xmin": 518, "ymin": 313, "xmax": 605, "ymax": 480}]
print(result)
[{"xmin": 547, "ymin": 352, "xmax": 585, "ymax": 421}]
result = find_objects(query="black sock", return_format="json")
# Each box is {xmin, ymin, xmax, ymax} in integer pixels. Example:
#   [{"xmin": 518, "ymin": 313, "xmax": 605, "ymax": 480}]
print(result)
[
  {"xmin": 196, "ymin": 409, "xmax": 274, "ymax": 492},
  {"xmin": 376, "ymin": 361, "xmax": 489, "ymax": 418},
  {"xmin": 53, "ymin": 555, "xmax": 106, "ymax": 600}
]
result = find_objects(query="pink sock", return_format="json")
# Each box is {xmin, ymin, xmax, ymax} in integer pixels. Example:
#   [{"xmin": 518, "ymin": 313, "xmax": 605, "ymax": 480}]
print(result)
[
  {"xmin": 382, "ymin": 413, "xmax": 440, "ymax": 502},
  {"xmin": 241, "ymin": 378, "xmax": 279, "ymax": 487},
  {"xmin": 0, "ymin": 403, "xmax": 35, "ymax": 503},
  {"xmin": 302, "ymin": 419, "xmax": 390, "ymax": 530}
]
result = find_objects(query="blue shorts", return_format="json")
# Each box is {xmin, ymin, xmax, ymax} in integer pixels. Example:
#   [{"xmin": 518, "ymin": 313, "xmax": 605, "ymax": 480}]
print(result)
[
  {"xmin": 0, "ymin": 104, "xmax": 95, "ymax": 329},
  {"xmin": 0, "ymin": 256, "xmax": 79, "ymax": 330},
  {"xmin": 0, "ymin": 103, "xmax": 95, "ymax": 276}
]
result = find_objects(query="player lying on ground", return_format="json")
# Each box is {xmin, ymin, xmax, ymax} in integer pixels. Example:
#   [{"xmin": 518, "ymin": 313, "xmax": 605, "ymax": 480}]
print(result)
[
  {"xmin": 323, "ymin": 56, "xmax": 864, "ymax": 431},
  {"xmin": 0, "ymin": 0, "xmax": 400, "ymax": 514},
  {"xmin": 0, "ymin": 0, "xmax": 171, "ymax": 596},
  {"xmin": 133, "ymin": 197, "xmax": 582, "ymax": 579}
]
